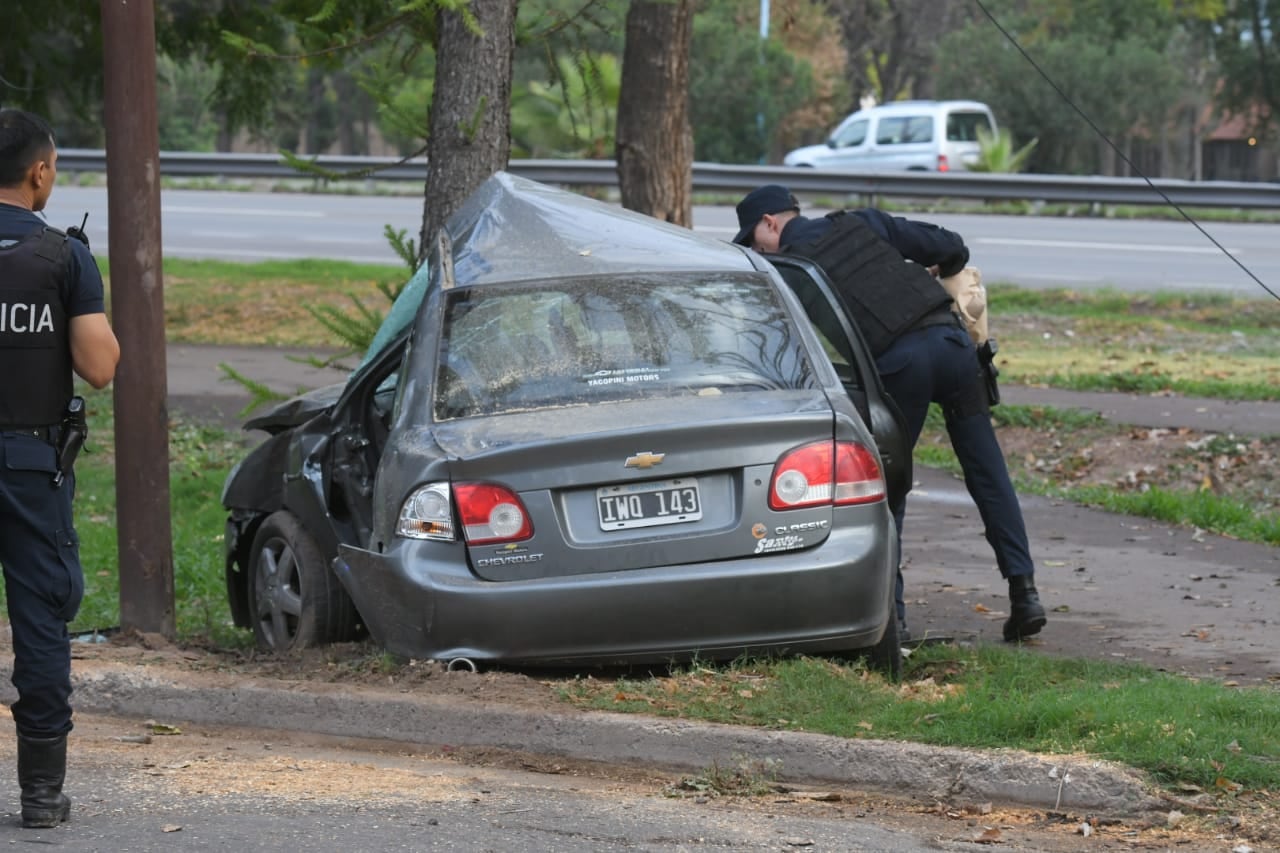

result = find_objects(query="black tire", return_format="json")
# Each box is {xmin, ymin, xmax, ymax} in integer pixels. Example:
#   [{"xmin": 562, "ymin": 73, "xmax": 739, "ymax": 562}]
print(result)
[
  {"xmin": 867, "ymin": 606, "xmax": 903, "ymax": 682},
  {"xmin": 246, "ymin": 510, "xmax": 358, "ymax": 652}
]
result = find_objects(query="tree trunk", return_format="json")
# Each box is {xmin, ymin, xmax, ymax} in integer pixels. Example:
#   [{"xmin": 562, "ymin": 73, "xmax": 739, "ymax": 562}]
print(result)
[
  {"xmin": 420, "ymin": 0, "xmax": 518, "ymax": 261},
  {"xmin": 615, "ymin": 0, "xmax": 693, "ymax": 227},
  {"xmin": 821, "ymin": 0, "xmax": 978, "ymax": 108}
]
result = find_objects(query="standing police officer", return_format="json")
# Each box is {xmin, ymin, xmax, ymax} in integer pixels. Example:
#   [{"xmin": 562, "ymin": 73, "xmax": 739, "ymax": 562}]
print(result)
[
  {"xmin": 0, "ymin": 109, "xmax": 119, "ymax": 828},
  {"xmin": 733, "ymin": 185, "xmax": 1046, "ymax": 644}
]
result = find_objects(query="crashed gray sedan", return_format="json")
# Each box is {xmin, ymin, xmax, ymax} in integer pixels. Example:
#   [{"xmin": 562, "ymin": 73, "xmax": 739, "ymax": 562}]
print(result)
[{"xmin": 221, "ymin": 173, "xmax": 909, "ymax": 673}]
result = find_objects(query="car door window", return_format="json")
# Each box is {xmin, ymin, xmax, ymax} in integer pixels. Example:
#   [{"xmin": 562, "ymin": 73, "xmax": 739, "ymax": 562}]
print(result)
[
  {"xmin": 831, "ymin": 119, "xmax": 868, "ymax": 148},
  {"xmin": 904, "ymin": 116, "xmax": 933, "ymax": 143},
  {"xmin": 876, "ymin": 117, "xmax": 905, "ymax": 145},
  {"xmin": 767, "ymin": 265, "xmax": 862, "ymax": 390}
]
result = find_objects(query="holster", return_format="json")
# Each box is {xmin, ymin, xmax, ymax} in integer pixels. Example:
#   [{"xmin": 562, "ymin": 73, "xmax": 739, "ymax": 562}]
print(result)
[
  {"xmin": 52, "ymin": 396, "xmax": 87, "ymax": 488},
  {"xmin": 977, "ymin": 339, "xmax": 1001, "ymax": 408}
]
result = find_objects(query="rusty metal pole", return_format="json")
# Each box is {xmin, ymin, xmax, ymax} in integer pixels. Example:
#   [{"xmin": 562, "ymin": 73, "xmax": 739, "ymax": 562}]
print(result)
[{"xmin": 101, "ymin": 0, "xmax": 175, "ymax": 636}]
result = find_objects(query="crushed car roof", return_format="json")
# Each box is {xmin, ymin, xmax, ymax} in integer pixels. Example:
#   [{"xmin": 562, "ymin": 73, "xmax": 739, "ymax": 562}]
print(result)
[{"xmin": 442, "ymin": 171, "xmax": 748, "ymax": 284}]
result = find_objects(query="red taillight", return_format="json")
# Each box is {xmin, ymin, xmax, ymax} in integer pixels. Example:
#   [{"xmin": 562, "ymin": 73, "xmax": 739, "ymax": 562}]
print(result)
[
  {"xmin": 769, "ymin": 441, "xmax": 885, "ymax": 510},
  {"xmin": 833, "ymin": 442, "xmax": 886, "ymax": 505},
  {"xmin": 453, "ymin": 482, "xmax": 533, "ymax": 544},
  {"xmin": 937, "ymin": 154, "xmax": 950, "ymax": 172}
]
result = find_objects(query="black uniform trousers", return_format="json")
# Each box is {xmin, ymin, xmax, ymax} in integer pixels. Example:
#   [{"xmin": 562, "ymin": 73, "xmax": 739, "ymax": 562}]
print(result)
[
  {"xmin": 0, "ymin": 430, "xmax": 84, "ymax": 737},
  {"xmin": 873, "ymin": 323, "xmax": 1035, "ymax": 623}
]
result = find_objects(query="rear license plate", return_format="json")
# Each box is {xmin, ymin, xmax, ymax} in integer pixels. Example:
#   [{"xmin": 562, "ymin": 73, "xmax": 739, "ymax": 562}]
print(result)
[{"xmin": 596, "ymin": 478, "xmax": 702, "ymax": 531}]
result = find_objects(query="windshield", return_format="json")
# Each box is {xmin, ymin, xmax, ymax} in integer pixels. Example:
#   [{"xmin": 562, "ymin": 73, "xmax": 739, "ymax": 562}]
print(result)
[{"xmin": 434, "ymin": 274, "xmax": 814, "ymax": 420}]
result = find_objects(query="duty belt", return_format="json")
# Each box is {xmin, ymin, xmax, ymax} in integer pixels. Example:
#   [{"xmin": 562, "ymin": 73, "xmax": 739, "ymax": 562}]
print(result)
[{"xmin": 0, "ymin": 424, "xmax": 60, "ymax": 443}]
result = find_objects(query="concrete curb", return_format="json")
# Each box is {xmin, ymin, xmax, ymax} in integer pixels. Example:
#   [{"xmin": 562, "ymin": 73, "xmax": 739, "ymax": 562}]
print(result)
[{"xmin": 13, "ymin": 661, "xmax": 1164, "ymax": 816}]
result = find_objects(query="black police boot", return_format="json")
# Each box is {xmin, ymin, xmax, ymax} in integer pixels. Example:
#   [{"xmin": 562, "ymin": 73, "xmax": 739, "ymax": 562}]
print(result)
[
  {"xmin": 17, "ymin": 734, "xmax": 71, "ymax": 828},
  {"xmin": 1003, "ymin": 574, "xmax": 1047, "ymax": 642}
]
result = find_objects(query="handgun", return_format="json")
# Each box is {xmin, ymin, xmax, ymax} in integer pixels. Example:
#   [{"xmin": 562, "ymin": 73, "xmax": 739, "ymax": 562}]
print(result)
[{"xmin": 52, "ymin": 396, "xmax": 88, "ymax": 488}]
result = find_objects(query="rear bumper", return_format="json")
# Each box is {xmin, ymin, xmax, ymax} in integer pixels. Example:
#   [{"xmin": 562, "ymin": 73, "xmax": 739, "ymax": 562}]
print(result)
[{"xmin": 336, "ymin": 506, "xmax": 896, "ymax": 665}]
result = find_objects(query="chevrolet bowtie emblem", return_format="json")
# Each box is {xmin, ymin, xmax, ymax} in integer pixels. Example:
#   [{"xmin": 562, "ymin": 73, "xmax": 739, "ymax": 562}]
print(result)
[{"xmin": 624, "ymin": 451, "xmax": 666, "ymax": 469}]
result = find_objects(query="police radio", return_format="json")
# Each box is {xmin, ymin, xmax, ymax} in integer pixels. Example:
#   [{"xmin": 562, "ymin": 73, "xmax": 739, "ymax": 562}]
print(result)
[{"xmin": 66, "ymin": 213, "xmax": 89, "ymax": 250}]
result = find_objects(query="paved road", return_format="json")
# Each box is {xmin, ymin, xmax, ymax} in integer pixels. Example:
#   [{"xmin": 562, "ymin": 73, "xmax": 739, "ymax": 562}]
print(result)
[
  {"xmin": 0, "ymin": 708, "xmax": 1163, "ymax": 852},
  {"xmin": 41, "ymin": 186, "xmax": 1280, "ymax": 297}
]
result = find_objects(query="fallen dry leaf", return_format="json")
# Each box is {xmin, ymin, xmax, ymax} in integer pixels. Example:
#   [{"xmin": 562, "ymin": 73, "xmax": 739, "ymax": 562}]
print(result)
[{"xmin": 1216, "ymin": 776, "xmax": 1244, "ymax": 793}]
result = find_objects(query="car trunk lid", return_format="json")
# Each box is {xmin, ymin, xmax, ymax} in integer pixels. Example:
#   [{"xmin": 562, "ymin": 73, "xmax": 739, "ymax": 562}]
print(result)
[{"xmin": 432, "ymin": 393, "xmax": 842, "ymax": 581}]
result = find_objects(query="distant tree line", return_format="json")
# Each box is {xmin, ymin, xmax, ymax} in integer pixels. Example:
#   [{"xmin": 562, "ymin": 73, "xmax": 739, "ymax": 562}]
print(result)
[{"xmin": 2, "ymin": 0, "xmax": 1275, "ymax": 183}]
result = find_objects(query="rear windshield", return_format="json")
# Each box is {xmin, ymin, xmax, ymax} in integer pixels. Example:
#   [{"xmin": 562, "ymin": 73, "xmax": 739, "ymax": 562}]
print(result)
[
  {"xmin": 434, "ymin": 274, "xmax": 814, "ymax": 420},
  {"xmin": 946, "ymin": 111, "xmax": 992, "ymax": 142}
]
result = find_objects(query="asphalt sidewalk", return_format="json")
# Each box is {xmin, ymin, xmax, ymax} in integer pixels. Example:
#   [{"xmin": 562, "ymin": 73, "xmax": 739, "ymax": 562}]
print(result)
[{"xmin": 53, "ymin": 342, "xmax": 1280, "ymax": 815}]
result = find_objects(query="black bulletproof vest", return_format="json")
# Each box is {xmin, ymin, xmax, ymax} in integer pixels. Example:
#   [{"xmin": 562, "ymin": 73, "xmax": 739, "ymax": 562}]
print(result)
[
  {"xmin": 0, "ymin": 227, "xmax": 72, "ymax": 427},
  {"xmin": 784, "ymin": 211, "xmax": 954, "ymax": 356}
]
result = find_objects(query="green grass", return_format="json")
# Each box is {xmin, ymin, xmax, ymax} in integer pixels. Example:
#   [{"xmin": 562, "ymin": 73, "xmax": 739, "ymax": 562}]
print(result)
[
  {"xmin": 94, "ymin": 257, "xmax": 405, "ymax": 347},
  {"xmin": 988, "ymin": 283, "xmax": 1278, "ymax": 329},
  {"xmin": 96, "ymin": 256, "xmax": 403, "ymax": 287},
  {"xmin": 980, "ymin": 284, "xmax": 1280, "ymax": 401},
  {"xmin": 1018, "ymin": 371, "xmax": 1280, "ymax": 401},
  {"xmin": 1059, "ymin": 485, "xmax": 1280, "ymax": 544},
  {"xmin": 916, "ymin": 404, "xmax": 1280, "ymax": 545},
  {"xmin": 29, "ymin": 388, "xmax": 247, "ymax": 645},
  {"xmin": 564, "ymin": 645, "xmax": 1280, "ymax": 792}
]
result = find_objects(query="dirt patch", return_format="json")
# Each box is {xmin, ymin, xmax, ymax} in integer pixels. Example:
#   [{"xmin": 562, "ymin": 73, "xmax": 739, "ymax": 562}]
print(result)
[
  {"xmin": 73, "ymin": 633, "xmax": 568, "ymax": 712},
  {"xmin": 1029, "ymin": 425, "xmax": 1274, "ymax": 508},
  {"xmin": 927, "ymin": 416, "xmax": 1280, "ymax": 518}
]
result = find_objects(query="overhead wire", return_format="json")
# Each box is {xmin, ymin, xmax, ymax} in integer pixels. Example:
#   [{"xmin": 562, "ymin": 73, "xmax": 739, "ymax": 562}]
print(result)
[{"xmin": 972, "ymin": 0, "xmax": 1280, "ymax": 303}]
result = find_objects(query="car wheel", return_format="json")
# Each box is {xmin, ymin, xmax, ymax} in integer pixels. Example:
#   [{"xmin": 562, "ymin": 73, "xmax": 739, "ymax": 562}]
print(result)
[
  {"xmin": 866, "ymin": 609, "xmax": 903, "ymax": 682},
  {"xmin": 247, "ymin": 510, "xmax": 357, "ymax": 652}
]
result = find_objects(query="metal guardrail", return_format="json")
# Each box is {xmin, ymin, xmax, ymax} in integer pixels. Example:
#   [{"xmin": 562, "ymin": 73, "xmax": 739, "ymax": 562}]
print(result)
[{"xmin": 58, "ymin": 149, "xmax": 1280, "ymax": 208}]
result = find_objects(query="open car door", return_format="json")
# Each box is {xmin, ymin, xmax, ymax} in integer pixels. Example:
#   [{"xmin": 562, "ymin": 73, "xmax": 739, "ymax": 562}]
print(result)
[
  {"xmin": 766, "ymin": 255, "xmax": 913, "ymax": 510},
  {"xmin": 326, "ymin": 332, "xmax": 411, "ymax": 549}
]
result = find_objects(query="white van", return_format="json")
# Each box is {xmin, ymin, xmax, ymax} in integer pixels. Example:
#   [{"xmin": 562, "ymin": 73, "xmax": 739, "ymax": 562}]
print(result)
[{"xmin": 782, "ymin": 100, "xmax": 996, "ymax": 172}]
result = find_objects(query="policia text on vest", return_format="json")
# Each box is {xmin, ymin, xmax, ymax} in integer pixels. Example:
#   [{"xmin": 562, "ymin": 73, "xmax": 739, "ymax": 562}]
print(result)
[{"xmin": 0, "ymin": 299, "xmax": 56, "ymax": 334}]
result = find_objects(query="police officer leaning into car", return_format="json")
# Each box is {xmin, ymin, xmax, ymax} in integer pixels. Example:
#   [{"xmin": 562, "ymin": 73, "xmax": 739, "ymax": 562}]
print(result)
[
  {"xmin": 0, "ymin": 109, "xmax": 119, "ymax": 828},
  {"xmin": 733, "ymin": 184, "xmax": 1045, "ymax": 644}
]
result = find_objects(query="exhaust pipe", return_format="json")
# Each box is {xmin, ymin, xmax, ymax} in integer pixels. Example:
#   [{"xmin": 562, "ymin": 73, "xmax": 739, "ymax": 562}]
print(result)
[{"xmin": 446, "ymin": 657, "xmax": 478, "ymax": 673}]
